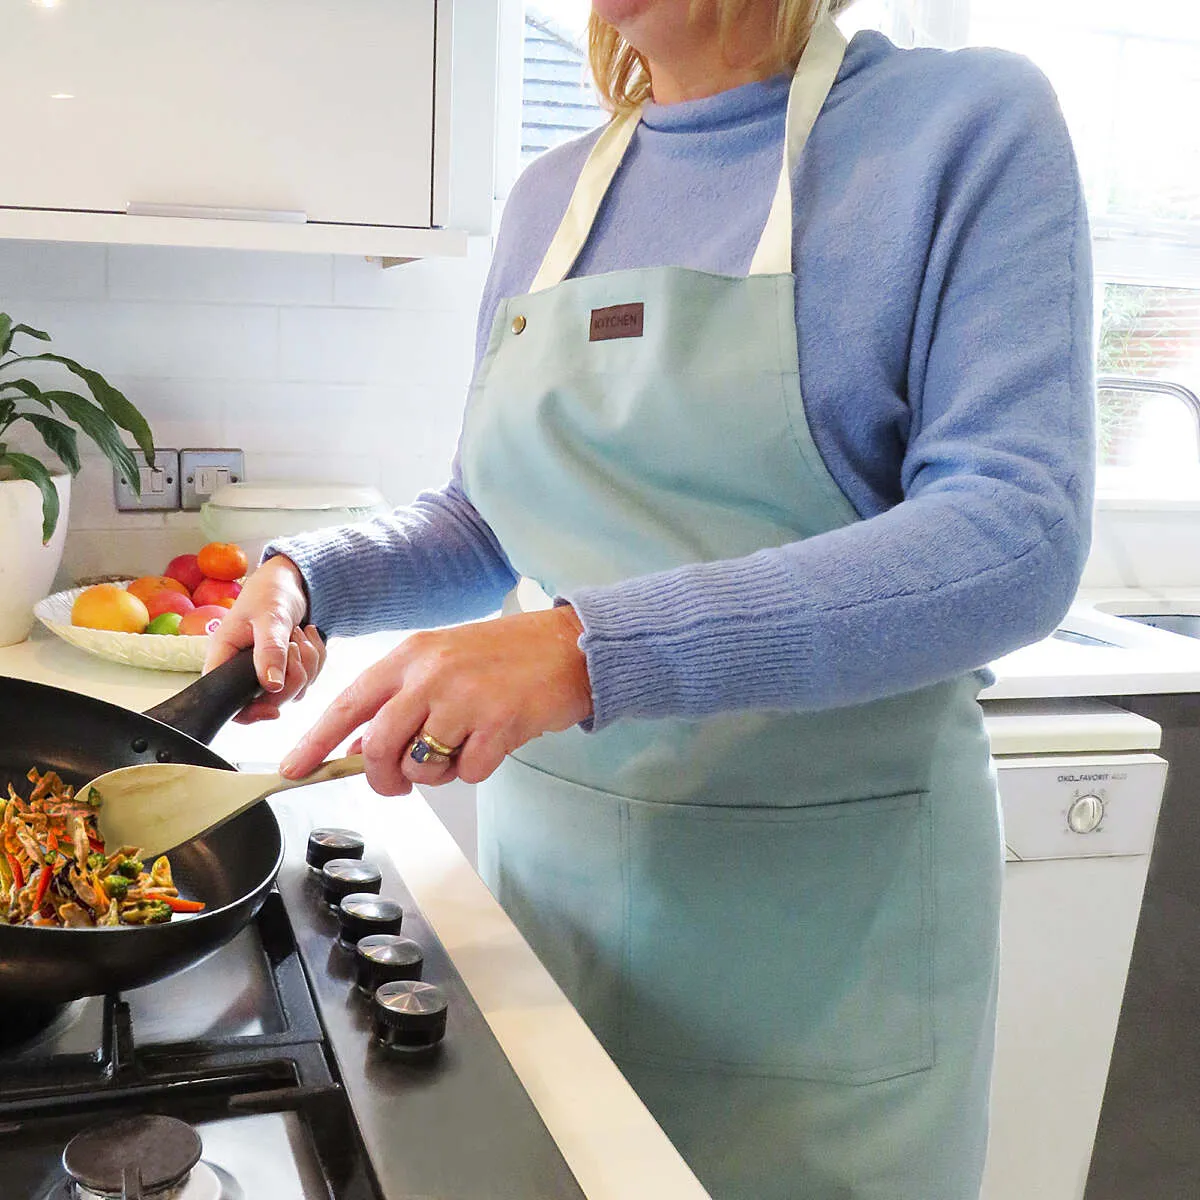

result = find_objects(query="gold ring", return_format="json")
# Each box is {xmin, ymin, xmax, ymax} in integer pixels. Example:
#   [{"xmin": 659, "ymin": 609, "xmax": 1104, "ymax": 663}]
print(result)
[
  {"xmin": 409, "ymin": 731, "xmax": 460, "ymax": 766},
  {"xmin": 420, "ymin": 730, "xmax": 460, "ymax": 757}
]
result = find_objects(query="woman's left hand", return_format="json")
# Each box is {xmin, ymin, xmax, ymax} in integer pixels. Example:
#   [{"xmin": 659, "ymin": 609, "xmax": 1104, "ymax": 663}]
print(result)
[{"xmin": 278, "ymin": 606, "xmax": 593, "ymax": 794}]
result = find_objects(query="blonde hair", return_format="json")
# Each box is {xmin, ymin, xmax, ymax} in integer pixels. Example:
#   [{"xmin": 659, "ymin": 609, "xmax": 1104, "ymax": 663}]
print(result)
[{"xmin": 588, "ymin": 0, "xmax": 855, "ymax": 112}]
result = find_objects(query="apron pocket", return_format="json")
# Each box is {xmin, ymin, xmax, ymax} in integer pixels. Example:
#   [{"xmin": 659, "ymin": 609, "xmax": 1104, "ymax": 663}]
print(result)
[{"xmin": 624, "ymin": 790, "xmax": 934, "ymax": 1084}]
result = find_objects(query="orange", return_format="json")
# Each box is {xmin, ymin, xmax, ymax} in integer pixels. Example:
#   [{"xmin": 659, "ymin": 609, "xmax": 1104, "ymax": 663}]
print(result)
[
  {"xmin": 72, "ymin": 584, "xmax": 150, "ymax": 634},
  {"xmin": 196, "ymin": 542, "xmax": 248, "ymax": 582},
  {"xmin": 127, "ymin": 575, "xmax": 191, "ymax": 605}
]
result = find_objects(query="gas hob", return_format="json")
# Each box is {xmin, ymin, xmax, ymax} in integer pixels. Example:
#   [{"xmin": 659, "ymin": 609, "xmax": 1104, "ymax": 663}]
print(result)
[{"xmin": 0, "ymin": 791, "xmax": 584, "ymax": 1200}]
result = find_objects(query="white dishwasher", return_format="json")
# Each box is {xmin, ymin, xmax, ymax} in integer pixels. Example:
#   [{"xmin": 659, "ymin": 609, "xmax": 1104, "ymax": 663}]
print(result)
[{"xmin": 980, "ymin": 699, "xmax": 1168, "ymax": 1200}]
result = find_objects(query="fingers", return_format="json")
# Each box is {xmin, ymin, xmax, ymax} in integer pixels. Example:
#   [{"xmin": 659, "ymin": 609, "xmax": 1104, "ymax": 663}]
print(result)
[
  {"xmin": 396, "ymin": 709, "xmax": 472, "ymax": 790},
  {"xmin": 250, "ymin": 611, "xmax": 294, "ymax": 697},
  {"xmin": 203, "ymin": 555, "xmax": 316, "ymax": 722},
  {"xmin": 357, "ymin": 690, "xmax": 435, "ymax": 795},
  {"xmin": 292, "ymin": 625, "xmax": 326, "ymax": 703},
  {"xmin": 281, "ymin": 654, "xmax": 407, "ymax": 779},
  {"xmin": 453, "ymin": 727, "xmax": 512, "ymax": 786},
  {"xmin": 202, "ymin": 607, "xmax": 253, "ymax": 674}
]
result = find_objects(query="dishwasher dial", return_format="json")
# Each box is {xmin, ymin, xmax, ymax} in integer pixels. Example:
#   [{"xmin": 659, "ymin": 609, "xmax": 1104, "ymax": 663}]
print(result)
[{"xmin": 1067, "ymin": 793, "xmax": 1105, "ymax": 834}]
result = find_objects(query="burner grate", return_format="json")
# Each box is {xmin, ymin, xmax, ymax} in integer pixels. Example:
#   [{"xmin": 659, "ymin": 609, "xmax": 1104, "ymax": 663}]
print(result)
[{"xmin": 0, "ymin": 892, "xmax": 381, "ymax": 1200}]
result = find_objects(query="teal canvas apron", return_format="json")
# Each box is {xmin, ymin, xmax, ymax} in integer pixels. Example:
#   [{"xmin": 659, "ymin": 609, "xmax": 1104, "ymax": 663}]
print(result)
[{"xmin": 460, "ymin": 18, "xmax": 1002, "ymax": 1199}]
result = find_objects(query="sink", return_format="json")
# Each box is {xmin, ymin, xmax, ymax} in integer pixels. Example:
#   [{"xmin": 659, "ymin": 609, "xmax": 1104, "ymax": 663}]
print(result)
[
  {"xmin": 1119, "ymin": 613, "xmax": 1200, "ymax": 639},
  {"xmin": 1051, "ymin": 629, "xmax": 1120, "ymax": 648}
]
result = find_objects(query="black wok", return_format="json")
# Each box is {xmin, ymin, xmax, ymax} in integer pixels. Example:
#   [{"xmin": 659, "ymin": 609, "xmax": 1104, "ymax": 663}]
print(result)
[{"xmin": 0, "ymin": 651, "xmax": 281, "ymax": 1004}]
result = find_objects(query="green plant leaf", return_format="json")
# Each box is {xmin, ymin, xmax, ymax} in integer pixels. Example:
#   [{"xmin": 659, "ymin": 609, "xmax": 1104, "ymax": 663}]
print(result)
[
  {"xmin": 15, "ymin": 413, "xmax": 81, "ymax": 475},
  {"xmin": 0, "ymin": 314, "xmax": 12, "ymax": 357},
  {"xmin": 11, "ymin": 324, "xmax": 51, "ymax": 343},
  {"xmin": 0, "ymin": 378, "xmax": 52, "ymax": 409},
  {"xmin": 41, "ymin": 390, "xmax": 139, "ymax": 490},
  {"xmin": 0, "ymin": 450, "xmax": 60, "ymax": 543},
  {"xmin": 4, "ymin": 353, "xmax": 154, "ymax": 464}
]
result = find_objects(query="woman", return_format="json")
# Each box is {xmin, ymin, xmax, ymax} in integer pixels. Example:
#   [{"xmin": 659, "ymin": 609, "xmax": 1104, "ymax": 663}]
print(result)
[{"xmin": 210, "ymin": 1, "xmax": 1093, "ymax": 1195}]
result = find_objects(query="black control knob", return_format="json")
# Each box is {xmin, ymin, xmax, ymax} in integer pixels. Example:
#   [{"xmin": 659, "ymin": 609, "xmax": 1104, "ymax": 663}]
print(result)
[
  {"xmin": 338, "ymin": 894, "xmax": 404, "ymax": 946},
  {"xmin": 306, "ymin": 828, "xmax": 365, "ymax": 872},
  {"xmin": 373, "ymin": 980, "xmax": 448, "ymax": 1054},
  {"xmin": 321, "ymin": 858, "xmax": 381, "ymax": 908},
  {"xmin": 356, "ymin": 933, "xmax": 424, "ymax": 994}
]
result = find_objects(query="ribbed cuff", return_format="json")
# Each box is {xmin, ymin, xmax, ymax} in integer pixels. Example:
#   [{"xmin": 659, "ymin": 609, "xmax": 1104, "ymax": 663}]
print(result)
[
  {"xmin": 563, "ymin": 551, "xmax": 818, "ymax": 730},
  {"xmin": 262, "ymin": 532, "xmax": 352, "ymax": 635}
]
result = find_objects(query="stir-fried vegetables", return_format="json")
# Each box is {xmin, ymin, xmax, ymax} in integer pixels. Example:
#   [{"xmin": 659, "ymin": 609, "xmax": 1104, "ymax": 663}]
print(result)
[{"xmin": 1, "ymin": 767, "xmax": 204, "ymax": 928}]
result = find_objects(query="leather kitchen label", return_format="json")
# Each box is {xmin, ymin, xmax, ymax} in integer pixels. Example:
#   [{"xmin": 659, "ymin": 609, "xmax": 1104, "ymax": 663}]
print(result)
[{"xmin": 589, "ymin": 302, "xmax": 644, "ymax": 342}]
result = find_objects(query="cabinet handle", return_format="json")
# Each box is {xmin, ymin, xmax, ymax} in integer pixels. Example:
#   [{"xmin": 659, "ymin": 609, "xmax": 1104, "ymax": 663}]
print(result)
[{"xmin": 126, "ymin": 201, "xmax": 307, "ymax": 224}]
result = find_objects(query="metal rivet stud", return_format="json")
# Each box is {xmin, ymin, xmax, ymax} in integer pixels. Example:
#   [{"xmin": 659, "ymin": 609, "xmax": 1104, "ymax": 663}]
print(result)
[{"xmin": 511, "ymin": 314, "xmax": 526, "ymax": 335}]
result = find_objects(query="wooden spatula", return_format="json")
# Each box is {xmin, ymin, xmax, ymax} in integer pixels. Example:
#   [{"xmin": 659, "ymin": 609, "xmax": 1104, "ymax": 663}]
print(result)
[{"xmin": 78, "ymin": 755, "xmax": 366, "ymax": 858}]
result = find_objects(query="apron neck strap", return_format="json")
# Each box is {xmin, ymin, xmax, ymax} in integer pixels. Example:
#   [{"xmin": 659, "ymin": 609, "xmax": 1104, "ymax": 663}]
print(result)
[
  {"xmin": 748, "ymin": 15, "xmax": 846, "ymax": 277},
  {"xmin": 528, "ymin": 14, "xmax": 847, "ymax": 295}
]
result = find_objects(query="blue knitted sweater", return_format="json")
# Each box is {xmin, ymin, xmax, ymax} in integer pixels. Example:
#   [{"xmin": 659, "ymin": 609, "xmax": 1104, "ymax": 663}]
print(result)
[{"xmin": 269, "ymin": 30, "xmax": 1094, "ymax": 728}]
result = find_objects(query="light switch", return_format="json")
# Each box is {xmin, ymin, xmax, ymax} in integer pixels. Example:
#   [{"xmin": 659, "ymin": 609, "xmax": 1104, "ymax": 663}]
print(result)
[
  {"xmin": 180, "ymin": 448, "xmax": 245, "ymax": 511},
  {"xmin": 115, "ymin": 449, "xmax": 180, "ymax": 511}
]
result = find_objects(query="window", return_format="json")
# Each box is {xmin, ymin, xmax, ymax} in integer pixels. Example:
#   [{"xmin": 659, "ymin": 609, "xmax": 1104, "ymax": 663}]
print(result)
[
  {"xmin": 521, "ymin": 4, "xmax": 603, "ymax": 165},
  {"xmin": 510, "ymin": 2, "xmax": 1200, "ymax": 496},
  {"xmin": 938, "ymin": 0, "xmax": 1200, "ymax": 497}
]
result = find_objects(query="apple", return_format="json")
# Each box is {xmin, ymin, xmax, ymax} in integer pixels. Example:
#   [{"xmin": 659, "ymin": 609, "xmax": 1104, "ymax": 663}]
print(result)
[
  {"xmin": 164, "ymin": 553, "xmax": 205, "ymax": 594},
  {"xmin": 179, "ymin": 605, "xmax": 228, "ymax": 636},
  {"xmin": 145, "ymin": 590, "xmax": 195, "ymax": 621},
  {"xmin": 192, "ymin": 577, "xmax": 242, "ymax": 608}
]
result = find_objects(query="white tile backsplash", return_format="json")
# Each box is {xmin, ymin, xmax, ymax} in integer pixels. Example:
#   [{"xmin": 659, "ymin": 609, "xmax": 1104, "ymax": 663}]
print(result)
[
  {"xmin": 0, "ymin": 240, "xmax": 107, "ymax": 300},
  {"xmin": 0, "ymin": 237, "xmax": 490, "ymax": 582},
  {"xmin": 107, "ymin": 245, "xmax": 335, "ymax": 306},
  {"xmin": 278, "ymin": 305, "xmax": 475, "ymax": 388}
]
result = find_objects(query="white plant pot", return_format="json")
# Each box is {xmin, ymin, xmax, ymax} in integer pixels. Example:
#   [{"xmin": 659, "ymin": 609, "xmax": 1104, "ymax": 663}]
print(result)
[{"xmin": 0, "ymin": 471, "xmax": 71, "ymax": 647}]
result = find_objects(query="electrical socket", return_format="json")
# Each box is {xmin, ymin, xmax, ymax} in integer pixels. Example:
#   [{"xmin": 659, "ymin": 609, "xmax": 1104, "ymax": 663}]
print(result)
[
  {"xmin": 113, "ymin": 448, "xmax": 181, "ymax": 511},
  {"xmin": 180, "ymin": 448, "xmax": 245, "ymax": 511}
]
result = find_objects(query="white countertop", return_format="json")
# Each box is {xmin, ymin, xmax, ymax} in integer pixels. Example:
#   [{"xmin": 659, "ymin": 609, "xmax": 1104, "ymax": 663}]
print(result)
[
  {"xmin": 0, "ymin": 626, "xmax": 708, "ymax": 1200},
  {"xmin": 9, "ymin": 587, "xmax": 1200, "ymax": 718}
]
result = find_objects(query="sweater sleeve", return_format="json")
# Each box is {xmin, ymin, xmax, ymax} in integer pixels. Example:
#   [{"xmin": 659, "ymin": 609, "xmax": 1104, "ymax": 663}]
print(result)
[
  {"xmin": 263, "ymin": 479, "xmax": 518, "ymax": 636},
  {"xmin": 564, "ymin": 57, "xmax": 1095, "ymax": 727}
]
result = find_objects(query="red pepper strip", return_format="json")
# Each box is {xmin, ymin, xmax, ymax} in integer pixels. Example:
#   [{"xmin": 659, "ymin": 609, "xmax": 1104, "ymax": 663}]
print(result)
[
  {"xmin": 160, "ymin": 895, "xmax": 205, "ymax": 913},
  {"xmin": 87, "ymin": 835, "xmax": 105, "ymax": 853},
  {"xmin": 34, "ymin": 864, "xmax": 52, "ymax": 909},
  {"xmin": 46, "ymin": 831, "xmax": 58, "ymax": 853},
  {"xmin": 6, "ymin": 853, "xmax": 24, "ymax": 890}
]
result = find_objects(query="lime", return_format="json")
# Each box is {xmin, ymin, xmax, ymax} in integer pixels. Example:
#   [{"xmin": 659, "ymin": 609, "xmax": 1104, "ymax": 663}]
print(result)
[{"xmin": 146, "ymin": 612, "xmax": 183, "ymax": 636}]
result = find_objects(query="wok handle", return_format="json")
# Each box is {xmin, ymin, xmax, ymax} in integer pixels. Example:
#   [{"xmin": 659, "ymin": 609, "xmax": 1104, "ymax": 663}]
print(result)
[{"xmin": 143, "ymin": 648, "xmax": 263, "ymax": 747}]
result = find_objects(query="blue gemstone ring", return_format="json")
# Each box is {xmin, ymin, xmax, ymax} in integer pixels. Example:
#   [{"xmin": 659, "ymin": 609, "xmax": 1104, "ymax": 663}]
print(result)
[{"xmin": 409, "ymin": 731, "xmax": 460, "ymax": 765}]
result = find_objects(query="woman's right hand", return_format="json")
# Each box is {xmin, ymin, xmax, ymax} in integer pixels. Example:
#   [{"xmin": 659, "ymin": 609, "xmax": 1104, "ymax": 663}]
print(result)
[{"xmin": 202, "ymin": 554, "xmax": 327, "ymax": 723}]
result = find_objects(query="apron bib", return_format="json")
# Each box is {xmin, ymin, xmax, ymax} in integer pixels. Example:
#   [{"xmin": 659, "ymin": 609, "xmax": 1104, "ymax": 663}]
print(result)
[{"xmin": 461, "ymin": 18, "xmax": 1002, "ymax": 1199}]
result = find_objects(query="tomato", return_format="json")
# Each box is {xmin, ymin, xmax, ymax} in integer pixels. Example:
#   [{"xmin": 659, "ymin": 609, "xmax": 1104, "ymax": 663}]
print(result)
[{"xmin": 196, "ymin": 542, "xmax": 249, "ymax": 582}]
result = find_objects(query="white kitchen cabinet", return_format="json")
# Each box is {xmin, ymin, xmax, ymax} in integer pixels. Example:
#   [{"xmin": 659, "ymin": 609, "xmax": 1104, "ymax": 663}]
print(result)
[{"xmin": 0, "ymin": 0, "xmax": 489, "ymax": 257}]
